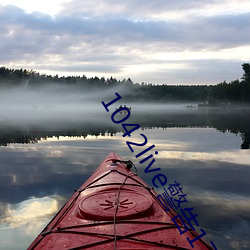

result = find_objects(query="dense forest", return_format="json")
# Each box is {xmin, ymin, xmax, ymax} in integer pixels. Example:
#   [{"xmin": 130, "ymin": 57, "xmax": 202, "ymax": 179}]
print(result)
[{"xmin": 0, "ymin": 63, "xmax": 250, "ymax": 104}]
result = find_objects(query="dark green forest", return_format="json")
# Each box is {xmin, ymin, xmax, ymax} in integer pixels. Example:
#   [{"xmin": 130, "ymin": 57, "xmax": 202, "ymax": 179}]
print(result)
[{"xmin": 0, "ymin": 63, "xmax": 250, "ymax": 104}]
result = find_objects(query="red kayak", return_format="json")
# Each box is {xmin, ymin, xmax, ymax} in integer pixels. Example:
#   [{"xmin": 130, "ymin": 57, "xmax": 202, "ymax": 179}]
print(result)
[{"xmin": 28, "ymin": 152, "xmax": 214, "ymax": 249}]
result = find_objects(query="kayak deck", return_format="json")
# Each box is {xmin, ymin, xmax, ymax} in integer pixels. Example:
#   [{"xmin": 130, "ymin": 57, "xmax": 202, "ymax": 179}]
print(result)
[{"xmin": 28, "ymin": 152, "xmax": 213, "ymax": 249}]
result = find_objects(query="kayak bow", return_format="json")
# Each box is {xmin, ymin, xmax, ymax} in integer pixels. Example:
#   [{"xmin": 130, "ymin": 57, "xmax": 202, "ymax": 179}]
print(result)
[{"xmin": 28, "ymin": 152, "xmax": 214, "ymax": 249}]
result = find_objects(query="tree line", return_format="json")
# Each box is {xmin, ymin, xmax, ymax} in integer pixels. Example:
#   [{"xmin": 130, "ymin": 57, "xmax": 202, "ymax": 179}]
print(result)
[{"xmin": 0, "ymin": 63, "xmax": 249, "ymax": 104}]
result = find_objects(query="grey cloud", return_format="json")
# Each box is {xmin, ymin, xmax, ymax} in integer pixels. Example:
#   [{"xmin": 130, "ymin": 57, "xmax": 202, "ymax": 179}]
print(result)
[
  {"xmin": 1, "ymin": 4, "xmax": 249, "ymax": 50},
  {"xmin": 59, "ymin": 0, "xmax": 216, "ymax": 18},
  {"xmin": 184, "ymin": 13, "xmax": 250, "ymax": 49},
  {"xmin": 0, "ymin": 3, "xmax": 249, "ymax": 83},
  {"xmin": 38, "ymin": 64, "xmax": 121, "ymax": 73}
]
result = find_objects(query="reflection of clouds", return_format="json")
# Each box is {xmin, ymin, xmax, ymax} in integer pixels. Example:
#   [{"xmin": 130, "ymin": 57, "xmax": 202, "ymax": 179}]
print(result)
[
  {"xmin": 158, "ymin": 150, "xmax": 250, "ymax": 166},
  {"xmin": 3, "ymin": 136, "xmax": 125, "ymax": 178},
  {"xmin": 0, "ymin": 127, "xmax": 249, "ymax": 249},
  {"xmin": 0, "ymin": 196, "xmax": 61, "ymax": 250},
  {"xmin": 143, "ymin": 127, "xmax": 243, "ymax": 152},
  {"xmin": 44, "ymin": 148, "xmax": 65, "ymax": 158},
  {"xmin": 188, "ymin": 191, "xmax": 250, "ymax": 216},
  {"xmin": 156, "ymin": 187, "xmax": 250, "ymax": 249},
  {"xmin": 154, "ymin": 142, "xmax": 187, "ymax": 150},
  {"xmin": 0, "ymin": 202, "xmax": 7, "ymax": 218},
  {"xmin": 0, "ymin": 196, "xmax": 59, "ymax": 230},
  {"xmin": 189, "ymin": 191, "xmax": 250, "ymax": 249},
  {"xmin": 0, "ymin": 137, "xmax": 128, "ymax": 202},
  {"xmin": 12, "ymin": 175, "xmax": 17, "ymax": 183}
]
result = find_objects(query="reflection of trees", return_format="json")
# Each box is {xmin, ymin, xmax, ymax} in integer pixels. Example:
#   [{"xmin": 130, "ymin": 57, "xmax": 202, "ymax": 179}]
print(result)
[
  {"xmin": 0, "ymin": 109, "xmax": 250, "ymax": 149},
  {"xmin": 130, "ymin": 109, "xmax": 250, "ymax": 149},
  {"xmin": 0, "ymin": 132, "xmax": 38, "ymax": 146},
  {"xmin": 0, "ymin": 122, "xmax": 119, "ymax": 146},
  {"xmin": 241, "ymin": 133, "xmax": 250, "ymax": 149}
]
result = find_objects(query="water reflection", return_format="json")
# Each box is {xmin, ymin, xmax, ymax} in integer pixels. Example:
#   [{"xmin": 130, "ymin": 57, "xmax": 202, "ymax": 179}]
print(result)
[
  {"xmin": 0, "ymin": 196, "xmax": 59, "ymax": 228},
  {"xmin": 0, "ymin": 196, "xmax": 62, "ymax": 250},
  {"xmin": 0, "ymin": 107, "xmax": 250, "ymax": 149},
  {"xmin": 0, "ymin": 109, "xmax": 250, "ymax": 249}
]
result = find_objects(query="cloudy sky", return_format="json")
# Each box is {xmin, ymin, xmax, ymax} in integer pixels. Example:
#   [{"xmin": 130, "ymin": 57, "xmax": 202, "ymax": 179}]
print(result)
[{"xmin": 0, "ymin": 0, "xmax": 250, "ymax": 85}]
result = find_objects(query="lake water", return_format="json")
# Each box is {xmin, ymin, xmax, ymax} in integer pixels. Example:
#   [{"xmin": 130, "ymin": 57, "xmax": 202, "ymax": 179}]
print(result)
[{"xmin": 0, "ymin": 104, "xmax": 250, "ymax": 249}]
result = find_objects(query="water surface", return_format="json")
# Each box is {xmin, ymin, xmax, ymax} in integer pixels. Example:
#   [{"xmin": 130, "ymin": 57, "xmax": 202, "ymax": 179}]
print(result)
[{"xmin": 0, "ymin": 106, "xmax": 250, "ymax": 249}]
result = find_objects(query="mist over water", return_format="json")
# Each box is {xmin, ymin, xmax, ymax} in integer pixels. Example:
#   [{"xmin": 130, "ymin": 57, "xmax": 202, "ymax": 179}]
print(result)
[
  {"xmin": 0, "ymin": 84, "xmax": 250, "ymax": 148},
  {"xmin": 0, "ymin": 84, "xmax": 250, "ymax": 249},
  {"xmin": 0, "ymin": 84, "xmax": 199, "ymax": 125},
  {"xmin": 0, "ymin": 85, "xmax": 103, "ymax": 122}
]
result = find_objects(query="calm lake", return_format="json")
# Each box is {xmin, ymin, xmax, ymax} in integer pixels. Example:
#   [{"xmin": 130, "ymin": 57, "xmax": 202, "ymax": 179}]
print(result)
[{"xmin": 0, "ymin": 104, "xmax": 250, "ymax": 249}]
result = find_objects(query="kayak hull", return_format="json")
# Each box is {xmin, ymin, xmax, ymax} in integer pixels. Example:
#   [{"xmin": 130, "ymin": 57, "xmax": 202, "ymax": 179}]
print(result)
[{"xmin": 28, "ymin": 152, "xmax": 213, "ymax": 249}]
